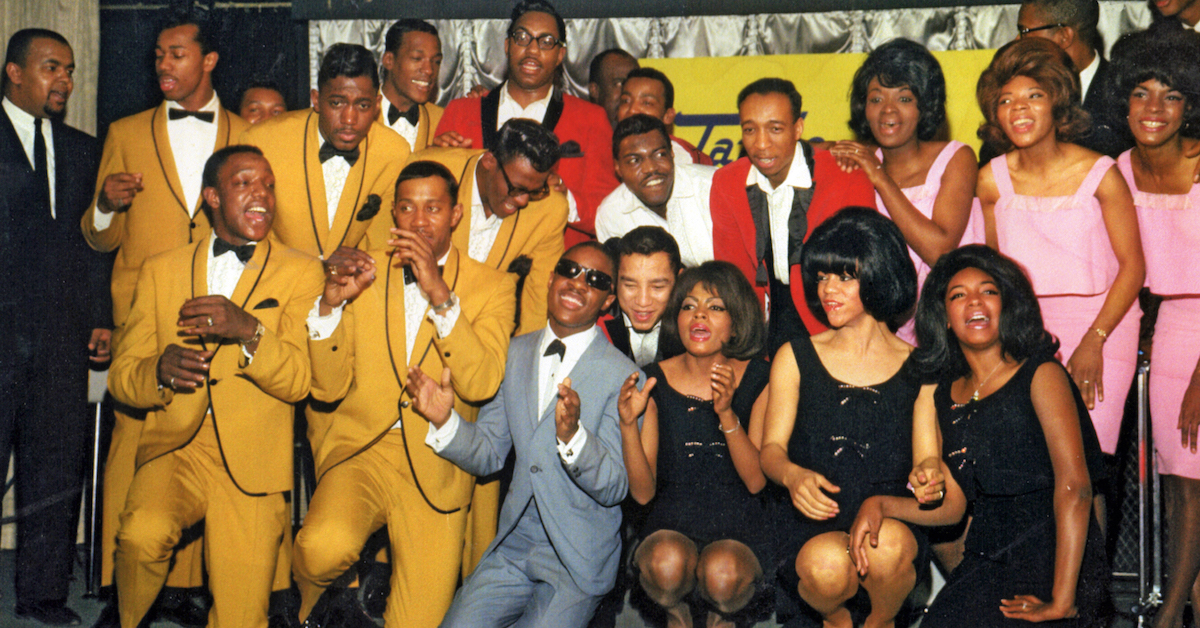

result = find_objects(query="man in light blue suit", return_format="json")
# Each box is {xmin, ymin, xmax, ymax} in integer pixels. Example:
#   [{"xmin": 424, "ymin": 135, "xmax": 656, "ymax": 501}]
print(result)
[{"xmin": 408, "ymin": 241, "xmax": 641, "ymax": 628}]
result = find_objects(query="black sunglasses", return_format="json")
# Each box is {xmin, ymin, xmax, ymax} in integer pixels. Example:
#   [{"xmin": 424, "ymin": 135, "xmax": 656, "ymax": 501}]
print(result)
[
  {"xmin": 554, "ymin": 259, "xmax": 613, "ymax": 292},
  {"xmin": 498, "ymin": 163, "xmax": 551, "ymax": 201}
]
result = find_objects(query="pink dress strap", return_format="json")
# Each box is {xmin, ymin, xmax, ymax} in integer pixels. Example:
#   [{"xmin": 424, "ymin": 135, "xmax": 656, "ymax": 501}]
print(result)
[
  {"xmin": 923, "ymin": 141, "xmax": 965, "ymax": 187},
  {"xmin": 1076, "ymin": 155, "xmax": 1116, "ymax": 199},
  {"xmin": 990, "ymin": 153, "xmax": 1015, "ymax": 197}
]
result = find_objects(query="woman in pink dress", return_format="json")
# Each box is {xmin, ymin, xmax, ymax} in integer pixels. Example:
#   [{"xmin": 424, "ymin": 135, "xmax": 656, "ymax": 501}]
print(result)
[
  {"xmin": 1110, "ymin": 24, "xmax": 1200, "ymax": 628},
  {"xmin": 830, "ymin": 38, "xmax": 978, "ymax": 344},
  {"xmin": 975, "ymin": 38, "xmax": 1144, "ymax": 543}
]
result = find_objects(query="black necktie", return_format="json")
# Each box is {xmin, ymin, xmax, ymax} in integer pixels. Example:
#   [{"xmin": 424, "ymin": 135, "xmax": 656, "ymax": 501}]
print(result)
[
  {"xmin": 33, "ymin": 118, "xmax": 50, "ymax": 209},
  {"xmin": 318, "ymin": 142, "xmax": 360, "ymax": 166},
  {"xmin": 543, "ymin": 339, "xmax": 566, "ymax": 360},
  {"xmin": 213, "ymin": 238, "xmax": 256, "ymax": 263},
  {"xmin": 168, "ymin": 108, "xmax": 215, "ymax": 123},
  {"xmin": 388, "ymin": 103, "xmax": 419, "ymax": 126}
]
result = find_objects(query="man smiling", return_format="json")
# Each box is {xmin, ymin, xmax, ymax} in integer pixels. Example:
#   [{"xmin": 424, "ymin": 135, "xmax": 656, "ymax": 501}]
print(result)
[
  {"xmin": 378, "ymin": 20, "xmax": 444, "ymax": 151},
  {"xmin": 240, "ymin": 43, "xmax": 409, "ymax": 259},
  {"xmin": 595, "ymin": 114, "xmax": 714, "ymax": 267},
  {"xmin": 109, "ymin": 145, "xmax": 323, "ymax": 628}
]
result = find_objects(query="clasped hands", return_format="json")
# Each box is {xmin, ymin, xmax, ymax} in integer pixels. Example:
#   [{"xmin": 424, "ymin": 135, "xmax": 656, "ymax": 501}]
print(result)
[{"xmin": 156, "ymin": 296, "xmax": 259, "ymax": 390}]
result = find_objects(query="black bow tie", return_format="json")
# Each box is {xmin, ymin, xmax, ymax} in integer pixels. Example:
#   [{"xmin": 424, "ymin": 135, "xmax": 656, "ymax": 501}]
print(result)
[
  {"xmin": 213, "ymin": 238, "xmax": 256, "ymax": 263},
  {"xmin": 388, "ymin": 103, "xmax": 420, "ymax": 126},
  {"xmin": 318, "ymin": 142, "xmax": 360, "ymax": 166},
  {"xmin": 168, "ymin": 108, "xmax": 215, "ymax": 123},
  {"xmin": 543, "ymin": 339, "xmax": 566, "ymax": 360}
]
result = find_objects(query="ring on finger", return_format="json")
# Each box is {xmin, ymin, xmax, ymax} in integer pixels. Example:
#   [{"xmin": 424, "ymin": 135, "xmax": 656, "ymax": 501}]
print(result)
[
  {"xmin": 207, "ymin": 316, "xmax": 214, "ymax": 327},
  {"xmin": 169, "ymin": 376, "xmax": 176, "ymax": 388},
  {"xmin": 1082, "ymin": 380, "xmax": 1090, "ymax": 385}
]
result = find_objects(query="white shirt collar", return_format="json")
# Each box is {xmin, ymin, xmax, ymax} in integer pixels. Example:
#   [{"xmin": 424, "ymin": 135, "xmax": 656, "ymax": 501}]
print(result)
[
  {"xmin": 746, "ymin": 143, "xmax": 812, "ymax": 192},
  {"xmin": 539, "ymin": 324, "xmax": 597, "ymax": 359},
  {"xmin": 1078, "ymin": 53, "xmax": 1100, "ymax": 98},
  {"xmin": 2, "ymin": 96, "xmax": 36, "ymax": 131},
  {"xmin": 497, "ymin": 82, "xmax": 555, "ymax": 126},
  {"xmin": 168, "ymin": 92, "xmax": 220, "ymax": 115}
]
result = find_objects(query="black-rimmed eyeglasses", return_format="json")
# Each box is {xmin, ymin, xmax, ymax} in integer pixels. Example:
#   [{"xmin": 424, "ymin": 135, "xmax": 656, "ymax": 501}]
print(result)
[
  {"xmin": 498, "ymin": 163, "xmax": 551, "ymax": 201},
  {"xmin": 1018, "ymin": 23, "xmax": 1065, "ymax": 37},
  {"xmin": 508, "ymin": 28, "xmax": 564, "ymax": 51}
]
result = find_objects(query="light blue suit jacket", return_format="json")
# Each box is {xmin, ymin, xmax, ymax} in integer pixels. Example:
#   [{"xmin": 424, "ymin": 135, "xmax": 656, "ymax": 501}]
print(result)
[{"xmin": 438, "ymin": 326, "xmax": 640, "ymax": 596}]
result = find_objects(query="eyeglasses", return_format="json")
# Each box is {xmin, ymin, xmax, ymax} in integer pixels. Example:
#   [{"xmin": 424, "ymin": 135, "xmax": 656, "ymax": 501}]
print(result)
[
  {"xmin": 508, "ymin": 28, "xmax": 564, "ymax": 51},
  {"xmin": 1017, "ymin": 23, "xmax": 1065, "ymax": 37},
  {"xmin": 554, "ymin": 259, "xmax": 613, "ymax": 292},
  {"xmin": 498, "ymin": 163, "xmax": 551, "ymax": 201}
]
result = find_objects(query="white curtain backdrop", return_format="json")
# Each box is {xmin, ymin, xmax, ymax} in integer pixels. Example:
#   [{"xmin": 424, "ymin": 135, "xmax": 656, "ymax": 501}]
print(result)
[{"xmin": 309, "ymin": 2, "xmax": 1154, "ymax": 103}]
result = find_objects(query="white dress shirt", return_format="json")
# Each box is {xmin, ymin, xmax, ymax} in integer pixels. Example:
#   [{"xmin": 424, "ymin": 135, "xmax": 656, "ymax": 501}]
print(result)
[
  {"xmin": 383, "ymin": 99, "xmax": 419, "ymax": 149},
  {"xmin": 594, "ymin": 162, "xmax": 717, "ymax": 267},
  {"xmin": 626, "ymin": 315, "xmax": 661, "ymax": 368},
  {"xmin": 1078, "ymin": 54, "xmax": 1100, "ymax": 101},
  {"xmin": 206, "ymin": 233, "xmax": 258, "ymax": 362},
  {"xmin": 747, "ymin": 146, "xmax": 812, "ymax": 284},
  {"xmin": 426, "ymin": 326, "xmax": 594, "ymax": 463},
  {"xmin": 320, "ymin": 150, "xmax": 353, "ymax": 230},
  {"xmin": 3, "ymin": 97, "xmax": 56, "ymax": 217},
  {"xmin": 168, "ymin": 94, "xmax": 221, "ymax": 217},
  {"xmin": 671, "ymin": 138, "xmax": 697, "ymax": 165},
  {"xmin": 467, "ymin": 169, "xmax": 504, "ymax": 263}
]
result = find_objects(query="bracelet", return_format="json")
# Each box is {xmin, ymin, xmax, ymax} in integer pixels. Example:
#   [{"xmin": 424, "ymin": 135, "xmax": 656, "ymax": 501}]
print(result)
[
  {"xmin": 1091, "ymin": 327, "xmax": 1109, "ymax": 342},
  {"xmin": 432, "ymin": 293, "xmax": 456, "ymax": 314},
  {"xmin": 242, "ymin": 320, "xmax": 265, "ymax": 346},
  {"xmin": 719, "ymin": 422, "xmax": 740, "ymax": 434}
]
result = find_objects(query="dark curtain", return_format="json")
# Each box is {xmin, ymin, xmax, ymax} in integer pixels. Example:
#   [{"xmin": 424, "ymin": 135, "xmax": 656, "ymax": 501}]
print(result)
[{"xmin": 97, "ymin": 4, "xmax": 308, "ymax": 141}]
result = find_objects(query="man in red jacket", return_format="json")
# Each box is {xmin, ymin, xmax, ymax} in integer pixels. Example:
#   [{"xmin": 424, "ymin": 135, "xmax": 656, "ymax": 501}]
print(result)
[
  {"xmin": 434, "ymin": 0, "xmax": 617, "ymax": 246},
  {"xmin": 709, "ymin": 78, "xmax": 875, "ymax": 355}
]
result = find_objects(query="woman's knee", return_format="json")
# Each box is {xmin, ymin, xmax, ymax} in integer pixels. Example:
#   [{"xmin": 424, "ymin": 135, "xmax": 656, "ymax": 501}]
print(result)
[
  {"xmin": 697, "ymin": 540, "xmax": 761, "ymax": 614},
  {"xmin": 634, "ymin": 530, "xmax": 699, "ymax": 607},
  {"xmin": 862, "ymin": 519, "xmax": 918, "ymax": 581},
  {"xmin": 795, "ymin": 532, "xmax": 857, "ymax": 602}
]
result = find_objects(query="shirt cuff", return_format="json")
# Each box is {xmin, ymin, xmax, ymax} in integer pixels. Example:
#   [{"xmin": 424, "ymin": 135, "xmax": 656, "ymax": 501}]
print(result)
[
  {"xmin": 241, "ymin": 343, "xmax": 255, "ymax": 365},
  {"xmin": 566, "ymin": 190, "xmax": 579, "ymax": 223},
  {"xmin": 557, "ymin": 427, "xmax": 587, "ymax": 464},
  {"xmin": 427, "ymin": 293, "xmax": 460, "ymax": 339},
  {"xmin": 307, "ymin": 295, "xmax": 344, "ymax": 340},
  {"xmin": 93, "ymin": 206, "xmax": 115, "ymax": 231},
  {"xmin": 425, "ymin": 409, "xmax": 462, "ymax": 453}
]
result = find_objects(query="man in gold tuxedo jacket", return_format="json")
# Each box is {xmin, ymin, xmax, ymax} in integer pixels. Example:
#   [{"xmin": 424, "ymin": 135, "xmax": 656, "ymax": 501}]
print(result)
[
  {"xmin": 378, "ymin": 19, "xmax": 444, "ymax": 152},
  {"xmin": 109, "ymin": 145, "xmax": 323, "ymax": 628},
  {"xmin": 239, "ymin": 43, "xmax": 409, "ymax": 260},
  {"xmin": 293, "ymin": 161, "xmax": 515, "ymax": 628},
  {"xmin": 414, "ymin": 119, "xmax": 567, "ymax": 337},
  {"xmin": 81, "ymin": 18, "xmax": 248, "ymax": 622}
]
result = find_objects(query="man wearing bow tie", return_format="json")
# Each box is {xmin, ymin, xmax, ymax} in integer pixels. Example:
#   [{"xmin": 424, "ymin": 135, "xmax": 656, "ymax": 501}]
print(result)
[
  {"xmin": 378, "ymin": 20, "xmax": 444, "ymax": 151},
  {"xmin": 82, "ymin": 16, "xmax": 250, "ymax": 625},
  {"xmin": 109, "ymin": 145, "xmax": 323, "ymax": 628},
  {"xmin": 410, "ymin": 242, "xmax": 639, "ymax": 628},
  {"xmin": 295, "ymin": 161, "xmax": 515, "ymax": 628},
  {"xmin": 240, "ymin": 43, "xmax": 409, "ymax": 260}
]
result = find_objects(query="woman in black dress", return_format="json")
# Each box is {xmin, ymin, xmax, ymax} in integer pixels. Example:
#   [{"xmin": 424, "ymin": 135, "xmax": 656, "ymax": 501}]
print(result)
[
  {"xmin": 909, "ymin": 244, "xmax": 1108, "ymax": 627},
  {"xmin": 617, "ymin": 261, "xmax": 773, "ymax": 628},
  {"xmin": 760, "ymin": 208, "xmax": 940, "ymax": 628}
]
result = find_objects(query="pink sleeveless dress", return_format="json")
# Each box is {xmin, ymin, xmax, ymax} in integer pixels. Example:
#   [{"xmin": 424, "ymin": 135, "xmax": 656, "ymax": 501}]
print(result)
[
  {"xmin": 875, "ymin": 141, "xmax": 978, "ymax": 344},
  {"xmin": 991, "ymin": 154, "xmax": 1141, "ymax": 455},
  {"xmin": 1120, "ymin": 150, "xmax": 1200, "ymax": 479}
]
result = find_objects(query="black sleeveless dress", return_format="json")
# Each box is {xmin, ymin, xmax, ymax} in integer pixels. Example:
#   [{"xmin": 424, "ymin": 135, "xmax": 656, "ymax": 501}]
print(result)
[
  {"xmin": 779, "ymin": 337, "xmax": 927, "ymax": 561},
  {"xmin": 638, "ymin": 358, "xmax": 779, "ymax": 569},
  {"xmin": 922, "ymin": 355, "xmax": 1109, "ymax": 628}
]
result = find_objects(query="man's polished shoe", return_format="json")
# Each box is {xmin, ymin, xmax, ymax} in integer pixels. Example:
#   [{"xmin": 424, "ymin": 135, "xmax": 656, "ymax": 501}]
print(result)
[
  {"xmin": 14, "ymin": 601, "xmax": 82, "ymax": 626},
  {"xmin": 89, "ymin": 598, "xmax": 119, "ymax": 628},
  {"xmin": 360, "ymin": 561, "xmax": 390, "ymax": 618},
  {"xmin": 153, "ymin": 587, "xmax": 209, "ymax": 627},
  {"xmin": 301, "ymin": 588, "xmax": 376, "ymax": 628}
]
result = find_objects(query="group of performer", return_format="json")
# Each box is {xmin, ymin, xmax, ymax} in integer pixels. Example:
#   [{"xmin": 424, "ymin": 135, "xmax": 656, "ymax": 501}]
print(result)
[{"xmin": 3, "ymin": 0, "xmax": 1200, "ymax": 627}]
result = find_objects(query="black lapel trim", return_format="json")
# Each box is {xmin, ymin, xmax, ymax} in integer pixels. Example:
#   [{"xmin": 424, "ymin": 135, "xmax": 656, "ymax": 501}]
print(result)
[
  {"xmin": 480, "ymin": 87, "xmax": 502, "ymax": 151},
  {"xmin": 542, "ymin": 88, "xmax": 565, "ymax": 132}
]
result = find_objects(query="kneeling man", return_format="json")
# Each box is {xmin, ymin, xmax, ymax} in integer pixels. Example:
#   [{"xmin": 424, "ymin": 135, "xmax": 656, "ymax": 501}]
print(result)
[{"xmin": 109, "ymin": 145, "xmax": 324, "ymax": 627}]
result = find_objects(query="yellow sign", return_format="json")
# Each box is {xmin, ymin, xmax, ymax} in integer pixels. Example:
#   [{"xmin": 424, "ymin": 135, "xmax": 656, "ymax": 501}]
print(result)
[{"xmin": 645, "ymin": 49, "xmax": 997, "ymax": 166}]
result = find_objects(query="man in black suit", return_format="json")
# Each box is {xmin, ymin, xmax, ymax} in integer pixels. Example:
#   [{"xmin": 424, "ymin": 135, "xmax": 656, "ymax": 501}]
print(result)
[
  {"xmin": 601, "ymin": 226, "xmax": 680, "ymax": 367},
  {"xmin": 1015, "ymin": 0, "xmax": 1129, "ymax": 156},
  {"xmin": 0, "ymin": 28, "xmax": 109, "ymax": 625}
]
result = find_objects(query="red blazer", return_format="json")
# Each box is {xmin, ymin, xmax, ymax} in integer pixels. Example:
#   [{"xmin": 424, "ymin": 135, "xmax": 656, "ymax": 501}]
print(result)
[
  {"xmin": 709, "ymin": 147, "xmax": 876, "ymax": 335},
  {"xmin": 436, "ymin": 86, "xmax": 618, "ymax": 246}
]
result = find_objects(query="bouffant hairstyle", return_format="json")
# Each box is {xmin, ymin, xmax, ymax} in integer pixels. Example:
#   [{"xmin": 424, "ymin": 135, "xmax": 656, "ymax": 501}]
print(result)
[
  {"xmin": 800, "ymin": 207, "xmax": 917, "ymax": 330},
  {"xmin": 849, "ymin": 38, "xmax": 947, "ymax": 142},
  {"xmin": 976, "ymin": 38, "xmax": 1090, "ymax": 152},
  {"xmin": 912, "ymin": 244, "xmax": 1059, "ymax": 382},
  {"xmin": 1108, "ymin": 21, "xmax": 1200, "ymax": 140},
  {"xmin": 660, "ymin": 261, "xmax": 765, "ymax": 361}
]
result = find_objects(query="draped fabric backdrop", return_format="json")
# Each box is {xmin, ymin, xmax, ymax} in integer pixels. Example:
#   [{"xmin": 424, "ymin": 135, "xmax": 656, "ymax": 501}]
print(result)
[
  {"xmin": 1, "ymin": 0, "xmax": 100, "ymax": 134},
  {"xmin": 309, "ymin": 2, "xmax": 1153, "ymax": 103}
]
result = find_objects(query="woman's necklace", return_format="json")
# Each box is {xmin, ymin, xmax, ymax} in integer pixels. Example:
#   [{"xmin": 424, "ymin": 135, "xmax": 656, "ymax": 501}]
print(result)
[{"xmin": 970, "ymin": 359, "xmax": 1005, "ymax": 402}]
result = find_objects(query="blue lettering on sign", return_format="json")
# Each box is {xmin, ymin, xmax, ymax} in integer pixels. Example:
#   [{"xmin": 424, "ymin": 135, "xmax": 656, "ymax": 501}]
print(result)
[{"xmin": 675, "ymin": 112, "xmax": 814, "ymax": 166}]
